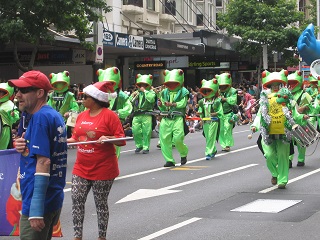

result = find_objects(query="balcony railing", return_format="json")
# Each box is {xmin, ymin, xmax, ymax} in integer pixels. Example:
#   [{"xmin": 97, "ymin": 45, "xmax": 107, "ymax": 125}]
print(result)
[{"xmin": 123, "ymin": 0, "xmax": 143, "ymax": 8}]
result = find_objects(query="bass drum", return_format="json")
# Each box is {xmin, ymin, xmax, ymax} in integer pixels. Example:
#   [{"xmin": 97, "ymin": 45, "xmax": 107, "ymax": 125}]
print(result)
[{"xmin": 291, "ymin": 121, "xmax": 320, "ymax": 147}]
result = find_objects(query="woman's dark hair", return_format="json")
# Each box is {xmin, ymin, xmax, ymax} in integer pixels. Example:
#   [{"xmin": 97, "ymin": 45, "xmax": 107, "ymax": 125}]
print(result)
[{"xmin": 91, "ymin": 97, "xmax": 110, "ymax": 108}]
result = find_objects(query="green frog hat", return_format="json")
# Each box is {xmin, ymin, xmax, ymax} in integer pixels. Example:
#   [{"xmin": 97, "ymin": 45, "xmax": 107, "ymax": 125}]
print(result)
[
  {"xmin": 308, "ymin": 73, "xmax": 319, "ymax": 85},
  {"xmin": 136, "ymin": 74, "xmax": 153, "ymax": 90},
  {"xmin": 262, "ymin": 69, "xmax": 288, "ymax": 89},
  {"xmin": 163, "ymin": 69, "xmax": 184, "ymax": 92},
  {"xmin": 97, "ymin": 67, "xmax": 122, "ymax": 92},
  {"xmin": 49, "ymin": 71, "xmax": 70, "ymax": 93},
  {"xmin": 215, "ymin": 73, "xmax": 232, "ymax": 92},
  {"xmin": 199, "ymin": 79, "xmax": 219, "ymax": 98},
  {"xmin": 288, "ymin": 71, "xmax": 303, "ymax": 93},
  {"xmin": 0, "ymin": 82, "xmax": 14, "ymax": 103}
]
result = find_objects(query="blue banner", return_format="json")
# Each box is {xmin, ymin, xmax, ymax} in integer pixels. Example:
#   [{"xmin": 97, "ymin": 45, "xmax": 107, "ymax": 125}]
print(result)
[
  {"xmin": 0, "ymin": 149, "xmax": 63, "ymax": 237},
  {"xmin": 0, "ymin": 149, "xmax": 21, "ymax": 236}
]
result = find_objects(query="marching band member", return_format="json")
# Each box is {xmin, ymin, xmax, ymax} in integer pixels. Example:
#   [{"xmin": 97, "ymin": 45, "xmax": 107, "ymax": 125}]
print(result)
[
  {"xmin": 216, "ymin": 73, "xmax": 238, "ymax": 152},
  {"xmin": 305, "ymin": 74, "xmax": 319, "ymax": 100},
  {"xmin": 251, "ymin": 70, "xmax": 308, "ymax": 189},
  {"xmin": 47, "ymin": 71, "xmax": 79, "ymax": 138},
  {"xmin": 129, "ymin": 74, "xmax": 156, "ymax": 154},
  {"xmin": 97, "ymin": 67, "xmax": 132, "ymax": 158},
  {"xmin": 197, "ymin": 78, "xmax": 223, "ymax": 160},
  {"xmin": 0, "ymin": 83, "xmax": 19, "ymax": 149},
  {"xmin": 288, "ymin": 71, "xmax": 312, "ymax": 167},
  {"xmin": 306, "ymin": 74, "xmax": 320, "ymax": 128},
  {"xmin": 158, "ymin": 69, "xmax": 189, "ymax": 167}
]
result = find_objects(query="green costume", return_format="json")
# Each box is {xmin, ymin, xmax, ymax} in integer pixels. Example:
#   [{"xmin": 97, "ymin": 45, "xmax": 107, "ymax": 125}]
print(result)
[
  {"xmin": 97, "ymin": 67, "xmax": 133, "ymax": 158},
  {"xmin": 252, "ymin": 70, "xmax": 307, "ymax": 189},
  {"xmin": 198, "ymin": 79, "xmax": 223, "ymax": 160},
  {"xmin": 288, "ymin": 71, "xmax": 312, "ymax": 167},
  {"xmin": 306, "ymin": 74, "xmax": 319, "ymax": 127},
  {"xmin": 305, "ymin": 74, "xmax": 318, "ymax": 100},
  {"xmin": 129, "ymin": 74, "xmax": 156, "ymax": 153},
  {"xmin": 0, "ymin": 83, "xmax": 19, "ymax": 150},
  {"xmin": 216, "ymin": 73, "xmax": 237, "ymax": 151},
  {"xmin": 158, "ymin": 69, "xmax": 189, "ymax": 167},
  {"xmin": 47, "ymin": 71, "xmax": 79, "ymax": 121}
]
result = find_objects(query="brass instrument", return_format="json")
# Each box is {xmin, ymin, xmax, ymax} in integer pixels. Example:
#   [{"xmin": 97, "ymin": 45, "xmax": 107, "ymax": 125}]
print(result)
[{"xmin": 130, "ymin": 90, "xmax": 139, "ymax": 103}]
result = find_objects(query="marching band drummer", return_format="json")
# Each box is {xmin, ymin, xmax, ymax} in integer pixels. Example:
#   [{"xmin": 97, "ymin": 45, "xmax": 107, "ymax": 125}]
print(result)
[
  {"xmin": 158, "ymin": 69, "xmax": 189, "ymax": 167},
  {"xmin": 47, "ymin": 71, "xmax": 79, "ymax": 138},
  {"xmin": 197, "ymin": 78, "xmax": 223, "ymax": 160},
  {"xmin": 216, "ymin": 73, "xmax": 238, "ymax": 152},
  {"xmin": 97, "ymin": 67, "xmax": 132, "ymax": 159},
  {"xmin": 251, "ymin": 70, "xmax": 309, "ymax": 189},
  {"xmin": 129, "ymin": 74, "xmax": 156, "ymax": 154},
  {"xmin": 287, "ymin": 71, "xmax": 313, "ymax": 168}
]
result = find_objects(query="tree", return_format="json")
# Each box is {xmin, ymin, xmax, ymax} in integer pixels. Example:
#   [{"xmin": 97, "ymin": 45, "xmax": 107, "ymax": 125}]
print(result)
[
  {"xmin": 0, "ymin": 0, "xmax": 111, "ymax": 72},
  {"xmin": 217, "ymin": 0, "xmax": 305, "ymax": 80}
]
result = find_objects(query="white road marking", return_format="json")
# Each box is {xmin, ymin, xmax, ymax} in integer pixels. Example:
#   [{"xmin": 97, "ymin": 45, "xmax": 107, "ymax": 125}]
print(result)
[
  {"xmin": 259, "ymin": 167, "xmax": 320, "ymax": 193},
  {"xmin": 138, "ymin": 217, "xmax": 202, "ymax": 240},
  {"xmin": 116, "ymin": 164, "xmax": 258, "ymax": 203},
  {"xmin": 63, "ymin": 145, "xmax": 258, "ymax": 193}
]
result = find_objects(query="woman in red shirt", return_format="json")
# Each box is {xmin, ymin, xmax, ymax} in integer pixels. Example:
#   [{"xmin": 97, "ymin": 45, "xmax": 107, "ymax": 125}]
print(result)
[{"xmin": 67, "ymin": 81, "xmax": 126, "ymax": 240}]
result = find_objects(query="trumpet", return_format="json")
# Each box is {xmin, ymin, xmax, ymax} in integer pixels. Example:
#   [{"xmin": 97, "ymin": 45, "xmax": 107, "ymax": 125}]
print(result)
[{"xmin": 130, "ymin": 90, "xmax": 139, "ymax": 103}]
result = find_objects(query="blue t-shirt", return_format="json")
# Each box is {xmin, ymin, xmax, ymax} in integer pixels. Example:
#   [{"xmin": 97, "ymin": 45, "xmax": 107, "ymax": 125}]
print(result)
[{"xmin": 20, "ymin": 105, "xmax": 67, "ymax": 216}]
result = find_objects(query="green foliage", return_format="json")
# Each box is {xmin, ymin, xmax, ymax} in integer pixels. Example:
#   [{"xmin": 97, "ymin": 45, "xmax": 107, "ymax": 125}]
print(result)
[
  {"xmin": 0, "ymin": 0, "xmax": 111, "ymax": 70},
  {"xmin": 217, "ymin": 0, "xmax": 304, "ymax": 58}
]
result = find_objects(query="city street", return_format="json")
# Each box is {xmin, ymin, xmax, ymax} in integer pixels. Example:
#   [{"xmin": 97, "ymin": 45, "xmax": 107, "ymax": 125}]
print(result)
[{"xmin": 5, "ymin": 124, "xmax": 320, "ymax": 240}]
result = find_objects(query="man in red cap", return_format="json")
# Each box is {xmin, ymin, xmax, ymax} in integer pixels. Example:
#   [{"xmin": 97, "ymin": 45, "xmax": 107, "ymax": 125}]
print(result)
[{"xmin": 8, "ymin": 70, "xmax": 67, "ymax": 240}]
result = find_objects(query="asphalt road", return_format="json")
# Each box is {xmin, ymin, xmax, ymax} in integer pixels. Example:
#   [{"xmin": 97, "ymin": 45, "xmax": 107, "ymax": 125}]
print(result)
[{"xmin": 4, "ymin": 124, "xmax": 320, "ymax": 240}]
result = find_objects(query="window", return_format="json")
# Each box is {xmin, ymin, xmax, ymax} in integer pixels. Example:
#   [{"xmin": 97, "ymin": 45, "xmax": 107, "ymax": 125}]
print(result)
[
  {"xmin": 147, "ymin": 0, "xmax": 155, "ymax": 11},
  {"xmin": 164, "ymin": 0, "xmax": 176, "ymax": 15},
  {"xmin": 186, "ymin": 0, "xmax": 193, "ymax": 23},
  {"xmin": 123, "ymin": 0, "xmax": 143, "ymax": 7},
  {"xmin": 216, "ymin": 0, "xmax": 222, "ymax": 7},
  {"xmin": 197, "ymin": 14, "xmax": 204, "ymax": 26}
]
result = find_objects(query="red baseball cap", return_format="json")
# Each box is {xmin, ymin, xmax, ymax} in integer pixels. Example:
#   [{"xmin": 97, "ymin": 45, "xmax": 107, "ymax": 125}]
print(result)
[{"xmin": 8, "ymin": 70, "xmax": 53, "ymax": 91}]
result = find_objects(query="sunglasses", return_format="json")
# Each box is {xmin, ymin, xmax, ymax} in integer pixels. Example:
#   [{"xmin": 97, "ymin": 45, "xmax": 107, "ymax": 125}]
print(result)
[
  {"xmin": 17, "ymin": 87, "xmax": 38, "ymax": 94},
  {"xmin": 83, "ymin": 94, "xmax": 92, "ymax": 100}
]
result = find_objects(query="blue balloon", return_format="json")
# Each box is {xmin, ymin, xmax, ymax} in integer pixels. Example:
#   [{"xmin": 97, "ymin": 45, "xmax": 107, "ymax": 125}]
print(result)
[{"xmin": 297, "ymin": 23, "xmax": 320, "ymax": 65}]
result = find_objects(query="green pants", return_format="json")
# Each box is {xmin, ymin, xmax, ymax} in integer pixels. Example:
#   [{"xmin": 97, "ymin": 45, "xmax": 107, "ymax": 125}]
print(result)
[
  {"xmin": 219, "ymin": 113, "xmax": 234, "ymax": 149},
  {"xmin": 19, "ymin": 208, "xmax": 61, "ymax": 240},
  {"xmin": 289, "ymin": 140, "xmax": 306, "ymax": 163},
  {"xmin": 132, "ymin": 114, "xmax": 152, "ymax": 150},
  {"xmin": 203, "ymin": 121, "xmax": 219, "ymax": 156},
  {"xmin": 159, "ymin": 117, "xmax": 188, "ymax": 164},
  {"xmin": 262, "ymin": 139, "xmax": 290, "ymax": 185}
]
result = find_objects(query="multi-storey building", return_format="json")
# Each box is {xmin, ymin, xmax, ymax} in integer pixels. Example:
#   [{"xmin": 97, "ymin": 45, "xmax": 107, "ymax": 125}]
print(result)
[{"xmin": 0, "ymin": 0, "xmax": 314, "ymax": 88}]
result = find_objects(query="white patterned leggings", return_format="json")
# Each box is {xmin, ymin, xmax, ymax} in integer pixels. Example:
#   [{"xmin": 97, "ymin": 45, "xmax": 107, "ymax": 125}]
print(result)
[{"xmin": 71, "ymin": 174, "xmax": 114, "ymax": 238}]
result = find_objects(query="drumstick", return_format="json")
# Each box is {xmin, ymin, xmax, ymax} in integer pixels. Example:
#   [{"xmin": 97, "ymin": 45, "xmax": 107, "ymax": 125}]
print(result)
[
  {"xmin": 67, "ymin": 137, "xmax": 133, "ymax": 146},
  {"xmin": 248, "ymin": 130, "xmax": 254, "ymax": 140}
]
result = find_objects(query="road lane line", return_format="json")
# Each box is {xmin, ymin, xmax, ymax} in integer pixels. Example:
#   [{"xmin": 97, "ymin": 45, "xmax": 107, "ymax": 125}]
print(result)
[
  {"xmin": 64, "ymin": 145, "xmax": 258, "ymax": 192},
  {"xmin": 259, "ymin": 167, "xmax": 320, "ymax": 193},
  {"xmin": 138, "ymin": 217, "xmax": 202, "ymax": 240}
]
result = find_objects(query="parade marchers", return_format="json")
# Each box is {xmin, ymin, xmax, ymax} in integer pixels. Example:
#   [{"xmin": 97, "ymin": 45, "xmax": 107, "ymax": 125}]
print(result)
[{"xmin": 2, "ymin": 65, "xmax": 320, "ymax": 239}]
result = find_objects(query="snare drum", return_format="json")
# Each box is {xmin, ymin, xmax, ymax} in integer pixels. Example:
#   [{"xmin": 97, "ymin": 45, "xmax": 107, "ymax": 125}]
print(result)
[
  {"xmin": 291, "ymin": 121, "xmax": 320, "ymax": 147},
  {"xmin": 66, "ymin": 112, "xmax": 79, "ymax": 127}
]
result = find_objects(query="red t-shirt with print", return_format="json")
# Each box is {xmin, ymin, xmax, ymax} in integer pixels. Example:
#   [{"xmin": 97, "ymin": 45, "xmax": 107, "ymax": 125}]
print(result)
[{"xmin": 72, "ymin": 108, "xmax": 125, "ymax": 180}]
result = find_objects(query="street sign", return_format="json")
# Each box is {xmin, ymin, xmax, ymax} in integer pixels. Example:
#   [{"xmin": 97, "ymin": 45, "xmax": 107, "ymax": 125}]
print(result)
[{"xmin": 95, "ymin": 44, "xmax": 103, "ymax": 63}]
